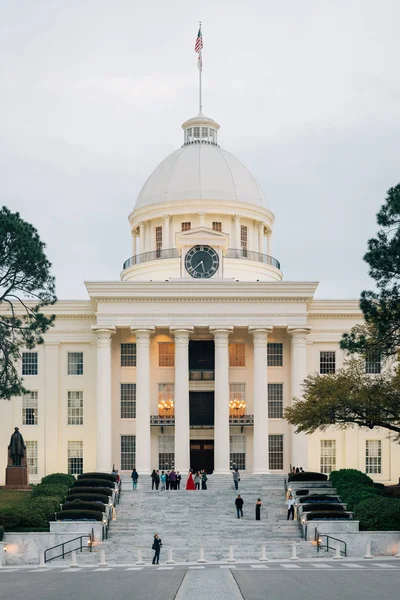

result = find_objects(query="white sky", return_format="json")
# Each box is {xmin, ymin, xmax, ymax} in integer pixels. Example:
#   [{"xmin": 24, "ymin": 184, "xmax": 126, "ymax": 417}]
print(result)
[{"xmin": 1, "ymin": 0, "xmax": 399, "ymax": 299}]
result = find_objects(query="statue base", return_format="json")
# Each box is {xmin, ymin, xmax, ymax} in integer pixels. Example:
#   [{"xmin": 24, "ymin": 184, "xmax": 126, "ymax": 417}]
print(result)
[{"xmin": 4, "ymin": 466, "xmax": 30, "ymax": 489}]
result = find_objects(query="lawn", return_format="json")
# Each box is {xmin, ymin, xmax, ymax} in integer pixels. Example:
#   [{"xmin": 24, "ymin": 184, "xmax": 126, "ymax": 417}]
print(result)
[{"xmin": 0, "ymin": 489, "xmax": 32, "ymax": 510}]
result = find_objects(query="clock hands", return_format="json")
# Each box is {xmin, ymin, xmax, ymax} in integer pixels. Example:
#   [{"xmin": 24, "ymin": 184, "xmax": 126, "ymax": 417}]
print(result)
[{"xmin": 194, "ymin": 261, "xmax": 206, "ymax": 273}]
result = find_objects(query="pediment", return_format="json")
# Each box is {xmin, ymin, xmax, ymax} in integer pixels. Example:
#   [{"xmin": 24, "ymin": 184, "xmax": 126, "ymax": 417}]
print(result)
[{"xmin": 176, "ymin": 226, "xmax": 229, "ymax": 252}]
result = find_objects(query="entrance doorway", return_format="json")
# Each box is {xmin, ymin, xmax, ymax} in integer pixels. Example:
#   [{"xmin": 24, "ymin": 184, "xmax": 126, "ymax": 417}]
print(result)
[
  {"xmin": 190, "ymin": 440, "xmax": 214, "ymax": 474},
  {"xmin": 189, "ymin": 392, "xmax": 214, "ymax": 426}
]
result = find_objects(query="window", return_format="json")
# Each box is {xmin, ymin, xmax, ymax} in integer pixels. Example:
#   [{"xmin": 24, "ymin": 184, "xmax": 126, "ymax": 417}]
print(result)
[
  {"xmin": 121, "ymin": 435, "xmax": 136, "ymax": 470},
  {"xmin": 240, "ymin": 225, "xmax": 248, "ymax": 251},
  {"xmin": 267, "ymin": 343, "xmax": 283, "ymax": 367},
  {"xmin": 158, "ymin": 383, "xmax": 174, "ymax": 416},
  {"xmin": 320, "ymin": 440, "xmax": 336, "ymax": 475},
  {"xmin": 365, "ymin": 351, "xmax": 381, "ymax": 374},
  {"xmin": 68, "ymin": 441, "xmax": 83, "ymax": 475},
  {"xmin": 159, "ymin": 434, "xmax": 174, "ymax": 470},
  {"xmin": 22, "ymin": 352, "xmax": 38, "ymax": 375},
  {"xmin": 181, "ymin": 222, "xmax": 191, "ymax": 232},
  {"xmin": 120, "ymin": 383, "xmax": 136, "ymax": 419},
  {"xmin": 268, "ymin": 383, "xmax": 283, "ymax": 418},
  {"xmin": 22, "ymin": 391, "xmax": 38, "ymax": 425},
  {"xmin": 320, "ymin": 351, "xmax": 336, "ymax": 374},
  {"xmin": 68, "ymin": 391, "xmax": 83, "ymax": 425},
  {"xmin": 156, "ymin": 226, "xmax": 162, "ymax": 255},
  {"xmin": 121, "ymin": 343, "xmax": 136, "ymax": 367},
  {"xmin": 68, "ymin": 352, "xmax": 83, "ymax": 375},
  {"xmin": 158, "ymin": 342, "xmax": 174, "ymax": 367},
  {"xmin": 26, "ymin": 441, "xmax": 38, "ymax": 475},
  {"xmin": 229, "ymin": 383, "xmax": 246, "ymax": 416},
  {"xmin": 193, "ymin": 127, "xmax": 200, "ymax": 139},
  {"xmin": 212, "ymin": 221, "xmax": 222, "ymax": 232},
  {"xmin": 229, "ymin": 343, "xmax": 245, "ymax": 367},
  {"xmin": 269, "ymin": 434, "xmax": 283, "ymax": 470},
  {"xmin": 230, "ymin": 435, "xmax": 246, "ymax": 470},
  {"xmin": 366, "ymin": 440, "xmax": 382, "ymax": 474}
]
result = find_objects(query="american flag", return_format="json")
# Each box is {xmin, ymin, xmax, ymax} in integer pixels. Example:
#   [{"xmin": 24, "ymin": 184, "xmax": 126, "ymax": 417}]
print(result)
[{"xmin": 195, "ymin": 27, "xmax": 203, "ymax": 71}]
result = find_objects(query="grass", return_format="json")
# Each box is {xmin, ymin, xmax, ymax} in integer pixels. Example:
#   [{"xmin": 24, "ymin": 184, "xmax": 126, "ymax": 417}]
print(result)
[{"xmin": 0, "ymin": 489, "xmax": 32, "ymax": 509}]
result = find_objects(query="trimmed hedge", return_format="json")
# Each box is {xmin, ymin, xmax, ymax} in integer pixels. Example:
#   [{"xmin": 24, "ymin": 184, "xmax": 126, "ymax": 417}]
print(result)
[
  {"xmin": 65, "ymin": 494, "xmax": 110, "ymax": 505},
  {"xmin": 78, "ymin": 473, "xmax": 117, "ymax": 483},
  {"xmin": 288, "ymin": 472, "xmax": 328, "ymax": 482},
  {"xmin": 68, "ymin": 487, "xmax": 113, "ymax": 497},
  {"xmin": 72, "ymin": 479, "xmax": 115, "ymax": 489},
  {"xmin": 301, "ymin": 503, "xmax": 345, "ymax": 512},
  {"xmin": 305, "ymin": 511, "xmax": 352, "ymax": 521},
  {"xmin": 294, "ymin": 490, "xmax": 309, "ymax": 496},
  {"xmin": 299, "ymin": 495, "xmax": 340, "ymax": 504},
  {"xmin": 31, "ymin": 484, "xmax": 68, "ymax": 499},
  {"xmin": 56, "ymin": 510, "xmax": 104, "ymax": 521},
  {"xmin": 41, "ymin": 473, "xmax": 76, "ymax": 488},
  {"xmin": 0, "ymin": 526, "xmax": 4, "ymax": 541},
  {"xmin": 62, "ymin": 501, "xmax": 107, "ymax": 513},
  {"xmin": 0, "ymin": 497, "xmax": 59, "ymax": 530},
  {"xmin": 354, "ymin": 496, "xmax": 400, "ymax": 531},
  {"xmin": 330, "ymin": 469, "xmax": 374, "ymax": 489}
]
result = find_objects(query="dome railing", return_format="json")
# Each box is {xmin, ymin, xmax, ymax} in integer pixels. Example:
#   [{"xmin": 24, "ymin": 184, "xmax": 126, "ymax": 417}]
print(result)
[
  {"xmin": 123, "ymin": 247, "xmax": 280, "ymax": 270},
  {"xmin": 226, "ymin": 249, "xmax": 280, "ymax": 269}
]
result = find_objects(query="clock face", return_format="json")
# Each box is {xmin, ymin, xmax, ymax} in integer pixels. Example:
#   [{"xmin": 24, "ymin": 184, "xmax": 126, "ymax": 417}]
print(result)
[{"xmin": 185, "ymin": 245, "xmax": 219, "ymax": 279}]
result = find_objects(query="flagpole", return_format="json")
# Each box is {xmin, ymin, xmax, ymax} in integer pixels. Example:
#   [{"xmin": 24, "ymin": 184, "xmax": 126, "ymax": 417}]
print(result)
[{"xmin": 199, "ymin": 22, "xmax": 203, "ymax": 114}]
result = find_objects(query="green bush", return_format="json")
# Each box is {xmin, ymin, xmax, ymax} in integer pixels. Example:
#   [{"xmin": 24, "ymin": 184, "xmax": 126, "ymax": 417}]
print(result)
[
  {"xmin": 62, "ymin": 501, "xmax": 107, "ymax": 513},
  {"xmin": 41, "ymin": 473, "xmax": 75, "ymax": 488},
  {"xmin": 78, "ymin": 473, "xmax": 117, "ymax": 482},
  {"xmin": 68, "ymin": 487, "xmax": 113, "ymax": 497},
  {"xmin": 0, "ymin": 526, "xmax": 4, "ymax": 541},
  {"xmin": 65, "ymin": 493, "xmax": 110, "ymax": 505},
  {"xmin": 301, "ymin": 503, "xmax": 344, "ymax": 512},
  {"xmin": 72, "ymin": 479, "xmax": 115, "ymax": 489},
  {"xmin": 334, "ymin": 483, "xmax": 382, "ymax": 511},
  {"xmin": 354, "ymin": 496, "xmax": 400, "ymax": 531},
  {"xmin": 31, "ymin": 484, "xmax": 68, "ymax": 499},
  {"xmin": 56, "ymin": 510, "xmax": 104, "ymax": 521},
  {"xmin": 298, "ymin": 495, "xmax": 340, "ymax": 504},
  {"xmin": 329, "ymin": 469, "xmax": 374, "ymax": 488}
]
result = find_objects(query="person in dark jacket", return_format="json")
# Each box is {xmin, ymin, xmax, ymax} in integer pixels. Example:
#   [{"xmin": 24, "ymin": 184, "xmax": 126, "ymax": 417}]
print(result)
[
  {"xmin": 235, "ymin": 494, "xmax": 244, "ymax": 519},
  {"xmin": 201, "ymin": 469, "xmax": 208, "ymax": 490},
  {"xmin": 166, "ymin": 470, "xmax": 170, "ymax": 490},
  {"xmin": 255, "ymin": 498, "xmax": 262, "ymax": 520},
  {"xmin": 131, "ymin": 468, "xmax": 139, "ymax": 490},
  {"xmin": 176, "ymin": 472, "xmax": 181, "ymax": 490},
  {"xmin": 152, "ymin": 534, "xmax": 162, "ymax": 564},
  {"xmin": 151, "ymin": 469, "xmax": 157, "ymax": 490}
]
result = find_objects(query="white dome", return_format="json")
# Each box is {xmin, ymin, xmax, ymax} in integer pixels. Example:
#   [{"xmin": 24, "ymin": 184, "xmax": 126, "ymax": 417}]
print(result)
[{"xmin": 135, "ymin": 143, "xmax": 267, "ymax": 210}]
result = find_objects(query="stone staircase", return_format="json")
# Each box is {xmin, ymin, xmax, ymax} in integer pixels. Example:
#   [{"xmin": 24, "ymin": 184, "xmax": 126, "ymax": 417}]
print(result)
[{"xmin": 76, "ymin": 473, "xmax": 322, "ymax": 564}]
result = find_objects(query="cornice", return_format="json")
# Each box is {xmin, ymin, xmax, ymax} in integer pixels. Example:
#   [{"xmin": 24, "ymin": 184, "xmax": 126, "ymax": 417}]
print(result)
[{"xmin": 97, "ymin": 312, "xmax": 308, "ymax": 317}]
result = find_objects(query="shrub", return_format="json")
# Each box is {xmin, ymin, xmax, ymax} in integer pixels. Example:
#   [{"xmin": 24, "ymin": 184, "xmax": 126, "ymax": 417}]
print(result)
[
  {"xmin": 288, "ymin": 472, "xmax": 328, "ymax": 482},
  {"xmin": 354, "ymin": 496, "xmax": 400, "ymax": 531},
  {"xmin": 294, "ymin": 490, "xmax": 309, "ymax": 496},
  {"xmin": 56, "ymin": 510, "xmax": 104, "ymax": 521},
  {"xmin": 65, "ymin": 494, "xmax": 110, "ymax": 505},
  {"xmin": 301, "ymin": 503, "xmax": 344, "ymax": 512},
  {"xmin": 298, "ymin": 495, "xmax": 340, "ymax": 504},
  {"xmin": 72, "ymin": 479, "xmax": 115, "ymax": 489},
  {"xmin": 62, "ymin": 501, "xmax": 107, "ymax": 513},
  {"xmin": 31, "ymin": 484, "xmax": 68, "ymax": 500},
  {"xmin": 335, "ymin": 483, "xmax": 382, "ymax": 511},
  {"xmin": 305, "ymin": 511, "xmax": 352, "ymax": 521},
  {"xmin": 329, "ymin": 469, "xmax": 374, "ymax": 489},
  {"xmin": 68, "ymin": 487, "xmax": 112, "ymax": 497},
  {"xmin": 41, "ymin": 473, "xmax": 76, "ymax": 488},
  {"xmin": 78, "ymin": 473, "xmax": 117, "ymax": 483},
  {"xmin": 0, "ymin": 526, "xmax": 4, "ymax": 541}
]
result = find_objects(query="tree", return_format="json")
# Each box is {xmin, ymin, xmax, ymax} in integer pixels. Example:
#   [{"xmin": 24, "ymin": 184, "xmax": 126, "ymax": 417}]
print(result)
[
  {"xmin": 284, "ymin": 360, "xmax": 400, "ymax": 441},
  {"xmin": 0, "ymin": 207, "xmax": 56, "ymax": 399},
  {"xmin": 341, "ymin": 183, "xmax": 400, "ymax": 358}
]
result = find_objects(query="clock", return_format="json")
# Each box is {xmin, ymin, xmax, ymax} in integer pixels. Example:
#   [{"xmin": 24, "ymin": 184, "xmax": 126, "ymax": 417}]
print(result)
[{"xmin": 185, "ymin": 245, "xmax": 219, "ymax": 279}]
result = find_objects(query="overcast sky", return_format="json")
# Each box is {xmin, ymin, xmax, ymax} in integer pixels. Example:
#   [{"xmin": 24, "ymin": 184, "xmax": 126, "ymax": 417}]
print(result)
[{"xmin": 1, "ymin": 1, "xmax": 399, "ymax": 299}]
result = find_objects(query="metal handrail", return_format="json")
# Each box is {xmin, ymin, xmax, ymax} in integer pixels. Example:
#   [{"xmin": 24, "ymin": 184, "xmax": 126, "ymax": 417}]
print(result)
[
  {"xmin": 123, "ymin": 248, "xmax": 179, "ymax": 269},
  {"xmin": 150, "ymin": 415, "xmax": 175, "ymax": 426},
  {"xmin": 44, "ymin": 528, "xmax": 94, "ymax": 563},
  {"xmin": 229, "ymin": 414, "xmax": 254, "ymax": 425},
  {"xmin": 315, "ymin": 528, "xmax": 347, "ymax": 557},
  {"xmin": 226, "ymin": 248, "xmax": 280, "ymax": 269}
]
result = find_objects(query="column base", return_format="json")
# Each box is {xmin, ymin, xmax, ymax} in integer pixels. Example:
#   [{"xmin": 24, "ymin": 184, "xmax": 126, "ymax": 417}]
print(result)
[{"xmin": 252, "ymin": 469, "xmax": 271, "ymax": 475}]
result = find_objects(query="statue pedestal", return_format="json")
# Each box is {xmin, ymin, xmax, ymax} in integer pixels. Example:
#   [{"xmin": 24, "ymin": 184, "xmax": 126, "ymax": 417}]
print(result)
[{"xmin": 5, "ymin": 466, "xmax": 30, "ymax": 490}]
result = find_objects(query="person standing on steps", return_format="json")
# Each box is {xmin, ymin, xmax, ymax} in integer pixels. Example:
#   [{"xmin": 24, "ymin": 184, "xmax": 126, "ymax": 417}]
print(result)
[
  {"xmin": 169, "ymin": 469, "xmax": 177, "ymax": 490},
  {"xmin": 151, "ymin": 469, "xmax": 157, "ymax": 490},
  {"xmin": 255, "ymin": 498, "xmax": 262, "ymax": 520},
  {"xmin": 186, "ymin": 470, "xmax": 196, "ymax": 490},
  {"xmin": 155, "ymin": 470, "xmax": 160, "ymax": 490},
  {"xmin": 166, "ymin": 470, "xmax": 170, "ymax": 491},
  {"xmin": 201, "ymin": 469, "xmax": 208, "ymax": 490},
  {"xmin": 131, "ymin": 468, "xmax": 139, "ymax": 490},
  {"xmin": 152, "ymin": 534, "xmax": 162, "ymax": 565},
  {"xmin": 176, "ymin": 471, "xmax": 181, "ymax": 490},
  {"xmin": 194, "ymin": 471, "xmax": 201, "ymax": 490},
  {"xmin": 235, "ymin": 494, "xmax": 244, "ymax": 519},
  {"xmin": 287, "ymin": 494, "xmax": 295, "ymax": 520},
  {"xmin": 160, "ymin": 470, "xmax": 166, "ymax": 491},
  {"xmin": 232, "ymin": 468, "xmax": 240, "ymax": 490}
]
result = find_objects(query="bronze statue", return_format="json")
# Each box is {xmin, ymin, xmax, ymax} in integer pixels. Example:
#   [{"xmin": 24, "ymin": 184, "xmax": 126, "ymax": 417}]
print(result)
[{"xmin": 8, "ymin": 427, "xmax": 26, "ymax": 466}]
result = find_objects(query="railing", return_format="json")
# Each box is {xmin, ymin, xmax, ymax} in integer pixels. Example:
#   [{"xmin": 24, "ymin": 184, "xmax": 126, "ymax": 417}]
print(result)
[
  {"xmin": 44, "ymin": 528, "xmax": 94, "ymax": 563},
  {"xmin": 123, "ymin": 248, "xmax": 179, "ymax": 269},
  {"xmin": 229, "ymin": 414, "xmax": 254, "ymax": 425},
  {"xmin": 150, "ymin": 415, "xmax": 175, "ymax": 426},
  {"xmin": 315, "ymin": 528, "xmax": 347, "ymax": 557},
  {"xmin": 189, "ymin": 370, "xmax": 215, "ymax": 381},
  {"xmin": 226, "ymin": 248, "xmax": 280, "ymax": 269}
]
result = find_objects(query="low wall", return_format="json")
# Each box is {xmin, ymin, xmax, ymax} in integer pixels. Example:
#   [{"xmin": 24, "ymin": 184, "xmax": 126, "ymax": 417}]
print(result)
[
  {"xmin": 304, "ymin": 520, "xmax": 360, "ymax": 540},
  {"xmin": 297, "ymin": 503, "xmax": 347, "ymax": 514},
  {"xmin": 3, "ymin": 532, "xmax": 92, "ymax": 565},
  {"xmin": 50, "ymin": 521, "xmax": 104, "ymax": 541},
  {"xmin": 0, "ymin": 543, "xmax": 5, "ymax": 566},
  {"xmin": 314, "ymin": 531, "xmax": 400, "ymax": 557}
]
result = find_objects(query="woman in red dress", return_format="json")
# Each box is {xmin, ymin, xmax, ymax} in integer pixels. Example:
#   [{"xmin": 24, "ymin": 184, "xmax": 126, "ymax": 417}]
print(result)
[{"xmin": 186, "ymin": 471, "xmax": 196, "ymax": 490}]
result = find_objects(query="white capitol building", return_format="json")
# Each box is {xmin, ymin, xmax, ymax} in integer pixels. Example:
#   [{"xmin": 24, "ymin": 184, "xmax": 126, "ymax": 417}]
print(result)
[{"xmin": 1, "ymin": 109, "xmax": 399, "ymax": 484}]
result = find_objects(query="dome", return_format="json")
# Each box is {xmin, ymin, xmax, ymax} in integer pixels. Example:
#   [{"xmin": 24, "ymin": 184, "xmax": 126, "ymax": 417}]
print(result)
[{"xmin": 134, "ymin": 114, "xmax": 267, "ymax": 210}]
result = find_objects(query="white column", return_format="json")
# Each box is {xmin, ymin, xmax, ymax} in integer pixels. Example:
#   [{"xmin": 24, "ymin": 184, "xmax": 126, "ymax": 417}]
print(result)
[
  {"xmin": 44, "ymin": 341, "xmax": 60, "ymax": 475},
  {"xmin": 171, "ymin": 327, "xmax": 193, "ymax": 473},
  {"xmin": 138, "ymin": 222, "xmax": 144, "ymax": 254},
  {"xmin": 250, "ymin": 327, "xmax": 272, "ymax": 474},
  {"xmin": 131, "ymin": 229, "xmax": 137, "ymax": 257},
  {"xmin": 163, "ymin": 215, "xmax": 170, "ymax": 249},
  {"xmin": 234, "ymin": 215, "xmax": 240, "ymax": 248},
  {"xmin": 131, "ymin": 327, "xmax": 154, "ymax": 474},
  {"xmin": 211, "ymin": 326, "xmax": 233, "ymax": 474},
  {"xmin": 258, "ymin": 222, "xmax": 264, "ymax": 254},
  {"xmin": 93, "ymin": 327, "xmax": 116, "ymax": 472},
  {"xmin": 289, "ymin": 328, "xmax": 311, "ymax": 470},
  {"xmin": 267, "ymin": 232, "xmax": 271, "ymax": 257}
]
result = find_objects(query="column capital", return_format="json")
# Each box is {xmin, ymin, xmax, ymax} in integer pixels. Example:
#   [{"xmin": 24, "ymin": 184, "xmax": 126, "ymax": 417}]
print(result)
[
  {"xmin": 131, "ymin": 327, "xmax": 155, "ymax": 346},
  {"xmin": 233, "ymin": 214, "xmax": 240, "ymax": 221},
  {"xmin": 92, "ymin": 326, "xmax": 116, "ymax": 347},
  {"xmin": 288, "ymin": 327, "xmax": 311, "ymax": 344},
  {"xmin": 249, "ymin": 327, "xmax": 272, "ymax": 348},
  {"xmin": 170, "ymin": 326, "xmax": 193, "ymax": 344},
  {"xmin": 163, "ymin": 214, "xmax": 171, "ymax": 220}
]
